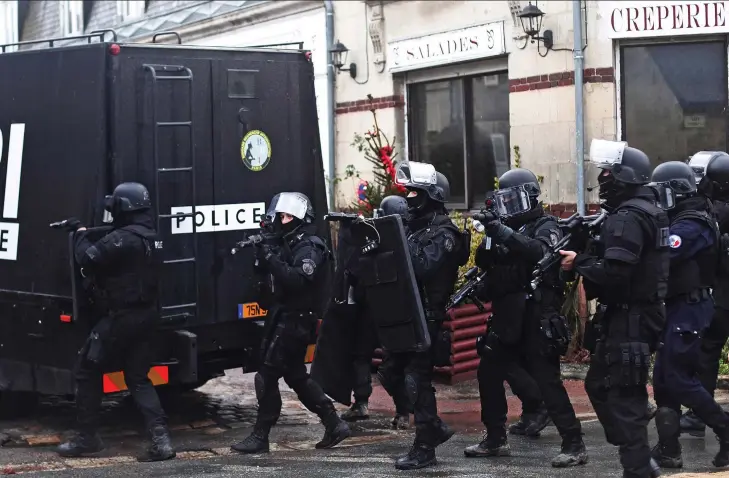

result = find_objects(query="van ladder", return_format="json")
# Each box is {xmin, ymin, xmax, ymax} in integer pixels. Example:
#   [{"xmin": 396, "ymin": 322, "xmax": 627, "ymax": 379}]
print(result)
[{"xmin": 144, "ymin": 64, "xmax": 199, "ymax": 324}]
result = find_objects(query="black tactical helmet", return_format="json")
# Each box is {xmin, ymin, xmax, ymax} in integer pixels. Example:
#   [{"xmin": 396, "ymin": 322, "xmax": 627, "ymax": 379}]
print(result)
[
  {"xmin": 497, "ymin": 168, "xmax": 541, "ymax": 197},
  {"xmin": 700, "ymin": 152, "xmax": 729, "ymax": 199},
  {"xmin": 105, "ymin": 182, "xmax": 151, "ymax": 215},
  {"xmin": 651, "ymin": 161, "xmax": 697, "ymax": 197},
  {"xmin": 600, "ymin": 146, "xmax": 652, "ymax": 185},
  {"xmin": 688, "ymin": 151, "xmax": 721, "ymax": 184},
  {"xmin": 379, "ymin": 195, "xmax": 408, "ymax": 216}
]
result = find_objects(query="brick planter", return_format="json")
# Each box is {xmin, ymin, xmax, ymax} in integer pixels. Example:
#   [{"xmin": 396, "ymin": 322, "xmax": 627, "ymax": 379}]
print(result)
[{"xmin": 372, "ymin": 302, "xmax": 490, "ymax": 385}]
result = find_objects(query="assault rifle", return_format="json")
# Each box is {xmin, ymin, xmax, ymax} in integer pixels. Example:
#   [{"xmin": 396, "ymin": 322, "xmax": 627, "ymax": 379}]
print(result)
[
  {"xmin": 529, "ymin": 211, "xmax": 608, "ymax": 290},
  {"xmin": 230, "ymin": 216, "xmax": 280, "ymax": 254},
  {"xmin": 324, "ymin": 212, "xmax": 366, "ymax": 223},
  {"xmin": 446, "ymin": 266, "xmax": 488, "ymax": 312}
]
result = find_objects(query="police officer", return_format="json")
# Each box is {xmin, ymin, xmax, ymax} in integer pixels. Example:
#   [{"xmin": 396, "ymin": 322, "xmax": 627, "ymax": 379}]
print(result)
[
  {"xmin": 681, "ymin": 152, "xmax": 729, "ymax": 441},
  {"xmin": 384, "ymin": 162, "xmax": 463, "ymax": 470},
  {"xmin": 342, "ymin": 195, "xmax": 413, "ymax": 427},
  {"xmin": 231, "ymin": 192, "xmax": 351, "ymax": 454},
  {"xmin": 57, "ymin": 182, "xmax": 175, "ymax": 462},
  {"xmin": 560, "ymin": 140, "xmax": 668, "ymax": 478},
  {"xmin": 464, "ymin": 168, "xmax": 587, "ymax": 467},
  {"xmin": 648, "ymin": 160, "xmax": 729, "ymax": 469}
]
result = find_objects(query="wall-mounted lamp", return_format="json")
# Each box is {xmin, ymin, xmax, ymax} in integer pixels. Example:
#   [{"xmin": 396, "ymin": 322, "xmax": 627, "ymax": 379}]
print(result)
[
  {"xmin": 517, "ymin": 2, "xmax": 553, "ymax": 54},
  {"xmin": 330, "ymin": 40, "xmax": 357, "ymax": 79}
]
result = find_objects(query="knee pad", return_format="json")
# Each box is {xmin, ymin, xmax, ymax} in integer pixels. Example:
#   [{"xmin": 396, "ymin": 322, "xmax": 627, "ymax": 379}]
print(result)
[
  {"xmin": 655, "ymin": 407, "xmax": 680, "ymax": 438},
  {"xmin": 404, "ymin": 374, "xmax": 418, "ymax": 405},
  {"xmin": 254, "ymin": 372, "xmax": 266, "ymax": 402}
]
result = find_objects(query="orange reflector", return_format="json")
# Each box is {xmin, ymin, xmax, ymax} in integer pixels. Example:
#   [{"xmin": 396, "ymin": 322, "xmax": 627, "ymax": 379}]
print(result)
[
  {"xmin": 103, "ymin": 366, "xmax": 169, "ymax": 393},
  {"xmin": 60, "ymin": 314, "xmax": 72, "ymax": 323},
  {"xmin": 304, "ymin": 344, "xmax": 316, "ymax": 364}
]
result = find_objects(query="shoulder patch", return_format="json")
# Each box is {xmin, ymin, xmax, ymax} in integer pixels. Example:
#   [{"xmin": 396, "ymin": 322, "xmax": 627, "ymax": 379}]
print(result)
[
  {"xmin": 444, "ymin": 236, "xmax": 454, "ymax": 252},
  {"xmin": 669, "ymin": 234, "xmax": 682, "ymax": 249},
  {"xmin": 549, "ymin": 231, "xmax": 559, "ymax": 246},
  {"xmin": 301, "ymin": 258, "xmax": 316, "ymax": 276}
]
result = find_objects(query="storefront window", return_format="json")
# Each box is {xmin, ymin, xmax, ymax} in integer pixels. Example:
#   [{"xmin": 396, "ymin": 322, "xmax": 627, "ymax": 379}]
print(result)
[
  {"xmin": 408, "ymin": 71, "xmax": 510, "ymax": 209},
  {"xmin": 621, "ymin": 41, "xmax": 727, "ymax": 166}
]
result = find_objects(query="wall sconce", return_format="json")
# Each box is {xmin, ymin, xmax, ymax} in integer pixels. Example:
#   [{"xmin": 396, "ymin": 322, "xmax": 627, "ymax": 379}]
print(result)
[
  {"xmin": 330, "ymin": 41, "xmax": 357, "ymax": 79},
  {"xmin": 518, "ymin": 2, "xmax": 553, "ymax": 54}
]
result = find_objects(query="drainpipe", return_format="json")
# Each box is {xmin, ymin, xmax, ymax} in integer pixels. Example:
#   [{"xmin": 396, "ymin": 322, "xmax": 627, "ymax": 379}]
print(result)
[
  {"xmin": 573, "ymin": 0, "xmax": 585, "ymax": 215},
  {"xmin": 324, "ymin": 0, "xmax": 336, "ymax": 209}
]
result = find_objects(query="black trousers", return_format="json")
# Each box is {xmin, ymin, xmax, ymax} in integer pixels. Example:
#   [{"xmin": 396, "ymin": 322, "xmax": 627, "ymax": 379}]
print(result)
[
  {"xmin": 351, "ymin": 355, "xmax": 373, "ymax": 404},
  {"xmin": 585, "ymin": 308, "xmax": 652, "ymax": 478},
  {"xmin": 75, "ymin": 308, "xmax": 167, "ymax": 433},
  {"xmin": 378, "ymin": 351, "xmax": 413, "ymax": 416},
  {"xmin": 698, "ymin": 307, "xmax": 729, "ymax": 398},
  {"xmin": 478, "ymin": 337, "xmax": 581, "ymax": 439},
  {"xmin": 255, "ymin": 332, "xmax": 336, "ymax": 431},
  {"xmin": 378, "ymin": 322, "xmax": 443, "ymax": 446}
]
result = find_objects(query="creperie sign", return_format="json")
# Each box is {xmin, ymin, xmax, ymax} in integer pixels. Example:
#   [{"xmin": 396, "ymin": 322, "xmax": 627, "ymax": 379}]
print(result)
[{"xmin": 604, "ymin": 1, "xmax": 729, "ymax": 38}]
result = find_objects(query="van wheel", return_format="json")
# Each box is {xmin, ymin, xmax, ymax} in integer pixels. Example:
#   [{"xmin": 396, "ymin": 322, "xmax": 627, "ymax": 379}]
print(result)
[{"xmin": 0, "ymin": 391, "xmax": 39, "ymax": 419}]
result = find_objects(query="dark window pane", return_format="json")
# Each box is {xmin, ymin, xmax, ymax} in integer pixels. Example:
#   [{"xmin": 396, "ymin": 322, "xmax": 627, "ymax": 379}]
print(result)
[
  {"xmin": 408, "ymin": 79, "xmax": 466, "ymax": 204},
  {"xmin": 470, "ymin": 72, "xmax": 510, "ymax": 205},
  {"xmin": 622, "ymin": 42, "xmax": 727, "ymax": 166}
]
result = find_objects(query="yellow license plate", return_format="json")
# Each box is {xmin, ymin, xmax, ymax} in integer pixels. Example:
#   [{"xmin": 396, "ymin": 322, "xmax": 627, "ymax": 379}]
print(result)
[{"xmin": 240, "ymin": 302, "xmax": 267, "ymax": 319}]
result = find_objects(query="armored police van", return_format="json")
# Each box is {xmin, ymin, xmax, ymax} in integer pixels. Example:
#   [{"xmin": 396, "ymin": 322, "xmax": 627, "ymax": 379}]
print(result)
[{"xmin": 0, "ymin": 31, "xmax": 329, "ymax": 406}]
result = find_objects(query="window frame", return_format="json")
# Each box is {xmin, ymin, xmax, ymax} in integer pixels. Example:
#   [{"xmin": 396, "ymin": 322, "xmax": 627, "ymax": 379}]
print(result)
[
  {"xmin": 117, "ymin": 0, "xmax": 146, "ymax": 23},
  {"xmin": 0, "ymin": 0, "xmax": 18, "ymax": 52},
  {"xmin": 59, "ymin": 0, "xmax": 83, "ymax": 36},
  {"xmin": 616, "ymin": 35, "xmax": 729, "ymax": 156},
  {"xmin": 404, "ymin": 58, "xmax": 510, "ymax": 211}
]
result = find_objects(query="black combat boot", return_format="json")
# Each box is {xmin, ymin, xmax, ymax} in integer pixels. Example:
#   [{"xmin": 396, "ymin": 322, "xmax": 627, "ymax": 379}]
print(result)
[
  {"xmin": 137, "ymin": 425, "xmax": 176, "ymax": 462},
  {"xmin": 525, "ymin": 407, "xmax": 552, "ymax": 437},
  {"xmin": 712, "ymin": 426, "xmax": 729, "ymax": 467},
  {"xmin": 508, "ymin": 413, "xmax": 531, "ymax": 435},
  {"xmin": 652, "ymin": 407, "xmax": 682, "ymax": 468},
  {"xmin": 623, "ymin": 459, "xmax": 661, "ymax": 478},
  {"xmin": 435, "ymin": 421, "xmax": 455, "ymax": 446},
  {"xmin": 464, "ymin": 428, "xmax": 510, "ymax": 458},
  {"xmin": 551, "ymin": 433, "xmax": 588, "ymax": 467},
  {"xmin": 341, "ymin": 402, "xmax": 369, "ymax": 422},
  {"xmin": 680, "ymin": 410, "xmax": 706, "ymax": 437},
  {"xmin": 392, "ymin": 413, "xmax": 410, "ymax": 430},
  {"xmin": 56, "ymin": 431, "xmax": 104, "ymax": 457},
  {"xmin": 395, "ymin": 442, "xmax": 437, "ymax": 470},
  {"xmin": 316, "ymin": 413, "xmax": 351, "ymax": 449},
  {"xmin": 231, "ymin": 426, "xmax": 270, "ymax": 454}
]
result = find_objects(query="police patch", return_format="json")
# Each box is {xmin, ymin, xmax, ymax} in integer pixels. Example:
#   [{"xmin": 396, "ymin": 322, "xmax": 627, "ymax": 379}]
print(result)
[
  {"xmin": 549, "ymin": 232, "xmax": 559, "ymax": 246},
  {"xmin": 669, "ymin": 234, "xmax": 682, "ymax": 249},
  {"xmin": 301, "ymin": 259, "xmax": 316, "ymax": 276},
  {"xmin": 444, "ymin": 236, "xmax": 454, "ymax": 252}
]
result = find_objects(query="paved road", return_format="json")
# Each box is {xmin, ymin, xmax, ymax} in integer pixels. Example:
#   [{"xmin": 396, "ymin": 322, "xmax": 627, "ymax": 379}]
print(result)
[{"xmin": 12, "ymin": 419, "xmax": 729, "ymax": 477}]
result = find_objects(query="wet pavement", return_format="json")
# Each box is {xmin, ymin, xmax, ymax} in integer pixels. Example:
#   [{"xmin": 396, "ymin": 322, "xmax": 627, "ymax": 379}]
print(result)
[{"xmin": 1, "ymin": 367, "xmax": 729, "ymax": 477}]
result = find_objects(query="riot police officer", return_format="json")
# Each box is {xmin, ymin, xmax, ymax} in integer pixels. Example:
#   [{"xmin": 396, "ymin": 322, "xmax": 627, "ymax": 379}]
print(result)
[
  {"xmin": 681, "ymin": 152, "xmax": 729, "ymax": 445},
  {"xmin": 231, "ymin": 192, "xmax": 351, "ymax": 454},
  {"xmin": 561, "ymin": 140, "xmax": 668, "ymax": 478},
  {"xmin": 464, "ymin": 168, "xmax": 587, "ymax": 467},
  {"xmin": 382, "ymin": 162, "xmax": 464, "ymax": 470},
  {"xmin": 57, "ymin": 182, "xmax": 175, "ymax": 462},
  {"xmin": 341, "ymin": 195, "xmax": 411, "ymax": 424},
  {"xmin": 649, "ymin": 160, "xmax": 729, "ymax": 469}
]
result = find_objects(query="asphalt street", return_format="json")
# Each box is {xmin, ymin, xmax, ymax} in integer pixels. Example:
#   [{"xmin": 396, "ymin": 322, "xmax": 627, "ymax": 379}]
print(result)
[{"xmin": 13, "ymin": 419, "xmax": 729, "ymax": 477}]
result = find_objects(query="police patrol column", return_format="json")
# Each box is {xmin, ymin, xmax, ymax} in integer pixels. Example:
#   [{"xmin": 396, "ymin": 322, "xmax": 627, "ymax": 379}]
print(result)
[{"xmin": 0, "ymin": 124, "xmax": 25, "ymax": 261}]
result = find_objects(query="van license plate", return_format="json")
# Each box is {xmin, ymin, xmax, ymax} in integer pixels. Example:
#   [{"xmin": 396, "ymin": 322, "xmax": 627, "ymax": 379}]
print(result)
[{"xmin": 239, "ymin": 302, "xmax": 267, "ymax": 319}]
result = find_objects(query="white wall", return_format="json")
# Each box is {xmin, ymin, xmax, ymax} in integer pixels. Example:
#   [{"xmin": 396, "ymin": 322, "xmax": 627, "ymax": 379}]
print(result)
[{"xmin": 190, "ymin": 8, "xmax": 331, "ymax": 195}]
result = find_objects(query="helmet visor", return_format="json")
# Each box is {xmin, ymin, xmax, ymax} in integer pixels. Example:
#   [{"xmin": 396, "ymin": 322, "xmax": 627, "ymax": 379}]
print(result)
[
  {"xmin": 395, "ymin": 161, "xmax": 437, "ymax": 187},
  {"xmin": 648, "ymin": 182, "xmax": 676, "ymax": 210},
  {"xmin": 493, "ymin": 185, "xmax": 531, "ymax": 217},
  {"xmin": 689, "ymin": 152, "xmax": 714, "ymax": 184},
  {"xmin": 589, "ymin": 139, "xmax": 627, "ymax": 169},
  {"xmin": 266, "ymin": 192, "xmax": 309, "ymax": 221}
]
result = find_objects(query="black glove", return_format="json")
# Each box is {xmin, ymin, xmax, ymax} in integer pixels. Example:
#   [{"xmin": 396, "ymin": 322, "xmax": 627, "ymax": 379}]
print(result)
[
  {"xmin": 65, "ymin": 218, "xmax": 83, "ymax": 231},
  {"xmin": 485, "ymin": 220, "xmax": 514, "ymax": 244},
  {"xmin": 479, "ymin": 210, "xmax": 499, "ymax": 224},
  {"xmin": 255, "ymin": 243, "xmax": 277, "ymax": 262}
]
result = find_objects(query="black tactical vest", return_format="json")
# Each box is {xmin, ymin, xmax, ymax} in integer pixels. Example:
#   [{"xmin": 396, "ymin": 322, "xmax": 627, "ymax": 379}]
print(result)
[
  {"xmin": 712, "ymin": 200, "xmax": 729, "ymax": 309},
  {"xmin": 408, "ymin": 214, "xmax": 461, "ymax": 314},
  {"xmin": 102, "ymin": 225, "xmax": 162, "ymax": 310},
  {"xmin": 604, "ymin": 197, "xmax": 670, "ymax": 304},
  {"xmin": 666, "ymin": 209, "xmax": 719, "ymax": 299},
  {"xmin": 275, "ymin": 233, "xmax": 331, "ymax": 315}
]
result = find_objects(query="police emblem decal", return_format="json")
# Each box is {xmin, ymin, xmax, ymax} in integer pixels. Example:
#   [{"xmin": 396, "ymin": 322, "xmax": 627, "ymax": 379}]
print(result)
[
  {"xmin": 668, "ymin": 234, "xmax": 682, "ymax": 248},
  {"xmin": 444, "ymin": 236, "xmax": 454, "ymax": 252},
  {"xmin": 301, "ymin": 259, "xmax": 316, "ymax": 276},
  {"xmin": 549, "ymin": 232, "xmax": 559, "ymax": 246},
  {"xmin": 241, "ymin": 130, "xmax": 272, "ymax": 172}
]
